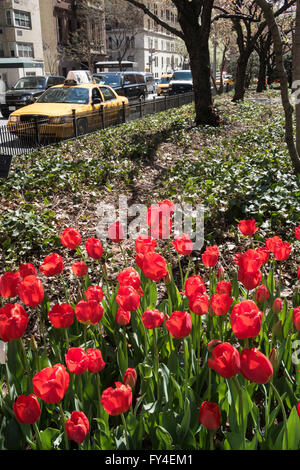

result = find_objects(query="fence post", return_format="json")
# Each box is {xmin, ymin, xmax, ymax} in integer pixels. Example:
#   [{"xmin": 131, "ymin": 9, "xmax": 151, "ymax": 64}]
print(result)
[
  {"xmin": 72, "ymin": 109, "xmax": 78, "ymax": 137},
  {"xmin": 153, "ymin": 95, "xmax": 156, "ymax": 114},
  {"xmin": 34, "ymin": 117, "xmax": 41, "ymax": 146},
  {"xmin": 122, "ymin": 102, "xmax": 126, "ymax": 124},
  {"xmin": 100, "ymin": 104, "xmax": 105, "ymax": 128}
]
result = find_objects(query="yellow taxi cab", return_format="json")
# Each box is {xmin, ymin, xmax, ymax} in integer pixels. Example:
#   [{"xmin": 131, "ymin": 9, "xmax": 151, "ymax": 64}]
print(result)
[
  {"xmin": 7, "ymin": 79, "xmax": 130, "ymax": 139},
  {"xmin": 157, "ymin": 73, "xmax": 173, "ymax": 96}
]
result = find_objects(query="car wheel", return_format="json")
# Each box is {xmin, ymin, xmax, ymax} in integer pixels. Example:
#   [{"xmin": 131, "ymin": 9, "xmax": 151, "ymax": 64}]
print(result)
[{"xmin": 77, "ymin": 118, "xmax": 88, "ymax": 136}]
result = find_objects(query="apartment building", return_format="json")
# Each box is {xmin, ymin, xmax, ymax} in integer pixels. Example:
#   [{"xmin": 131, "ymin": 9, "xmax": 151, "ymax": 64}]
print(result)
[
  {"xmin": 105, "ymin": 1, "xmax": 182, "ymax": 78},
  {"xmin": 0, "ymin": 0, "xmax": 44, "ymax": 87},
  {"xmin": 40, "ymin": 0, "xmax": 106, "ymax": 77}
]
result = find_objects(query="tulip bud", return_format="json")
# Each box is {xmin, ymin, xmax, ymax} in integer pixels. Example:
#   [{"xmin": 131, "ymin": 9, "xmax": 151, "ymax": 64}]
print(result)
[
  {"xmin": 272, "ymin": 320, "xmax": 282, "ymax": 337},
  {"xmin": 255, "ymin": 285, "xmax": 269, "ymax": 304},
  {"xmin": 123, "ymin": 368, "xmax": 137, "ymax": 388},
  {"xmin": 30, "ymin": 335, "xmax": 38, "ymax": 352},
  {"xmin": 269, "ymin": 348, "xmax": 278, "ymax": 369},
  {"xmin": 217, "ymin": 266, "xmax": 224, "ymax": 281},
  {"xmin": 163, "ymin": 271, "xmax": 171, "ymax": 285},
  {"xmin": 272, "ymin": 298, "xmax": 283, "ymax": 314},
  {"xmin": 207, "ymin": 339, "xmax": 222, "ymax": 352}
]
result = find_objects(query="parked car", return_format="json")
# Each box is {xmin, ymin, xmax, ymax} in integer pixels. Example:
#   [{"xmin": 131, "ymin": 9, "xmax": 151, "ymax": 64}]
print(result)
[
  {"xmin": 168, "ymin": 70, "xmax": 193, "ymax": 95},
  {"xmin": 157, "ymin": 73, "xmax": 173, "ymax": 95},
  {"xmin": 141, "ymin": 72, "xmax": 156, "ymax": 94},
  {"xmin": 7, "ymin": 80, "xmax": 129, "ymax": 139},
  {"xmin": 1, "ymin": 75, "xmax": 65, "ymax": 119},
  {"xmin": 93, "ymin": 72, "xmax": 147, "ymax": 101}
]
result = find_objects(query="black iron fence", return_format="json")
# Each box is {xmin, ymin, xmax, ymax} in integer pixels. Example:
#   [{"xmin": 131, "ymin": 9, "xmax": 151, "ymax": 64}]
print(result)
[{"xmin": 0, "ymin": 91, "xmax": 195, "ymax": 178}]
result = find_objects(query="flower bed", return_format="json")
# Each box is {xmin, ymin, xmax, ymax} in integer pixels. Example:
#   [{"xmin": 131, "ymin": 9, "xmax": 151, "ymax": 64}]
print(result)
[{"xmin": 0, "ymin": 201, "xmax": 300, "ymax": 450}]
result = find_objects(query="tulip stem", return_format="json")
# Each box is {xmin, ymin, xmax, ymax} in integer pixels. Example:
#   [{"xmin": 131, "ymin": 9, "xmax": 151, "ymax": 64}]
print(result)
[
  {"xmin": 278, "ymin": 262, "xmax": 282, "ymax": 297},
  {"xmin": 176, "ymin": 252, "xmax": 184, "ymax": 292},
  {"xmin": 37, "ymin": 307, "xmax": 47, "ymax": 356},
  {"xmin": 232, "ymin": 376, "xmax": 246, "ymax": 450},
  {"xmin": 60, "ymin": 274, "xmax": 69, "ymax": 301},
  {"xmin": 64, "ymin": 328, "xmax": 70, "ymax": 350},
  {"xmin": 33, "ymin": 421, "xmax": 43, "ymax": 450},
  {"xmin": 96, "ymin": 373, "xmax": 102, "ymax": 419},
  {"xmin": 269, "ymin": 381, "xmax": 288, "ymax": 449},
  {"xmin": 209, "ymin": 431, "xmax": 215, "ymax": 450},
  {"xmin": 183, "ymin": 338, "xmax": 189, "ymax": 400},
  {"xmin": 153, "ymin": 330, "xmax": 160, "ymax": 401},
  {"xmin": 121, "ymin": 413, "xmax": 130, "ymax": 450},
  {"xmin": 119, "ymin": 243, "xmax": 128, "ymax": 268},
  {"xmin": 18, "ymin": 338, "xmax": 32, "ymax": 393},
  {"xmin": 184, "ymin": 255, "xmax": 193, "ymax": 284},
  {"xmin": 59, "ymin": 402, "xmax": 69, "ymax": 450}
]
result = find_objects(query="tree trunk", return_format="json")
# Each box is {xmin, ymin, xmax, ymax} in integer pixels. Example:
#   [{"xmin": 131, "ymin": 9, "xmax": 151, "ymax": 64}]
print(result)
[
  {"xmin": 255, "ymin": 0, "xmax": 300, "ymax": 174},
  {"xmin": 257, "ymin": 52, "xmax": 267, "ymax": 92},
  {"xmin": 177, "ymin": 2, "xmax": 220, "ymax": 126},
  {"xmin": 233, "ymin": 54, "xmax": 250, "ymax": 101},
  {"xmin": 295, "ymin": 0, "xmax": 300, "ymax": 157}
]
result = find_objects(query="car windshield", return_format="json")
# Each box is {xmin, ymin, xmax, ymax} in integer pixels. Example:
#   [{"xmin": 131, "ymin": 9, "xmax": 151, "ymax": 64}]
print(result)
[
  {"xmin": 13, "ymin": 77, "xmax": 46, "ymax": 90},
  {"xmin": 172, "ymin": 72, "xmax": 192, "ymax": 81},
  {"xmin": 159, "ymin": 77, "xmax": 171, "ymax": 84},
  {"xmin": 94, "ymin": 74, "xmax": 122, "ymax": 87},
  {"xmin": 37, "ymin": 87, "xmax": 90, "ymax": 104}
]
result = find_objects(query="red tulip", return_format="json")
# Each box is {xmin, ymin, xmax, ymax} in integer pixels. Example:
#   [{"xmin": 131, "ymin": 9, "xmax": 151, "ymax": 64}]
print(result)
[
  {"xmin": 165, "ymin": 311, "xmax": 192, "ymax": 338},
  {"xmin": 255, "ymin": 285, "xmax": 270, "ymax": 303},
  {"xmin": 84, "ymin": 285, "xmax": 104, "ymax": 302},
  {"xmin": 65, "ymin": 347, "xmax": 89, "ymax": 375},
  {"xmin": 230, "ymin": 300, "xmax": 262, "ymax": 339},
  {"xmin": 123, "ymin": 368, "xmax": 137, "ymax": 388},
  {"xmin": 0, "ymin": 303, "xmax": 28, "ymax": 342},
  {"xmin": 0, "ymin": 272, "xmax": 21, "ymax": 298},
  {"xmin": 48, "ymin": 304, "xmax": 74, "ymax": 329},
  {"xmin": 75, "ymin": 300, "xmax": 104, "ymax": 325},
  {"xmin": 189, "ymin": 294, "xmax": 209, "ymax": 315},
  {"xmin": 295, "ymin": 225, "xmax": 300, "ymax": 241},
  {"xmin": 101, "ymin": 382, "xmax": 132, "ymax": 416},
  {"xmin": 17, "ymin": 275, "xmax": 44, "ymax": 307},
  {"xmin": 256, "ymin": 247, "xmax": 270, "ymax": 265},
  {"xmin": 297, "ymin": 402, "xmax": 300, "ymax": 418},
  {"xmin": 238, "ymin": 268, "xmax": 262, "ymax": 291},
  {"xmin": 272, "ymin": 298, "xmax": 283, "ymax": 314},
  {"xmin": 32, "ymin": 364, "xmax": 69, "ymax": 403},
  {"xmin": 238, "ymin": 219, "xmax": 258, "ymax": 236},
  {"xmin": 141, "ymin": 252, "xmax": 168, "ymax": 282},
  {"xmin": 240, "ymin": 348, "xmax": 273, "ymax": 384},
  {"xmin": 85, "ymin": 238, "xmax": 103, "ymax": 259},
  {"xmin": 65, "ymin": 411, "xmax": 89, "ymax": 444},
  {"xmin": 199, "ymin": 401, "xmax": 221, "ymax": 431},
  {"xmin": 147, "ymin": 204, "xmax": 173, "ymax": 239},
  {"xmin": 115, "ymin": 308, "xmax": 131, "ymax": 325},
  {"xmin": 216, "ymin": 281, "xmax": 232, "ymax": 297},
  {"xmin": 107, "ymin": 221, "xmax": 125, "ymax": 243},
  {"xmin": 116, "ymin": 286, "xmax": 140, "ymax": 311},
  {"xmin": 234, "ymin": 249, "xmax": 263, "ymax": 274},
  {"xmin": 210, "ymin": 293, "xmax": 233, "ymax": 316},
  {"xmin": 297, "ymin": 266, "xmax": 300, "ymax": 280},
  {"xmin": 273, "ymin": 242, "xmax": 292, "ymax": 261},
  {"xmin": 72, "ymin": 261, "xmax": 88, "ymax": 277},
  {"xmin": 172, "ymin": 234, "xmax": 193, "ymax": 255},
  {"xmin": 60, "ymin": 227, "xmax": 82, "ymax": 250},
  {"xmin": 19, "ymin": 263, "xmax": 37, "ymax": 279},
  {"xmin": 142, "ymin": 308, "xmax": 165, "ymax": 329},
  {"xmin": 266, "ymin": 236, "xmax": 283, "ymax": 253},
  {"xmin": 87, "ymin": 348, "xmax": 105, "ymax": 373},
  {"xmin": 118, "ymin": 267, "xmax": 141, "ymax": 290},
  {"xmin": 208, "ymin": 342, "xmax": 240, "ymax": 378},
  {"xmin": 39, "ymin": 253, "xmax": 64, "ymax": 277},
  {"xmin": 293, "ymin": 307, "xmax": 300, "ymax": 331},
  {"xmin": 184, "ymin": 275, "xmax": 206, "ymax": 298},
  {"xmin": 207, "ymin": 339, "xmax": 222, "ymax": 352},
  {"xmin": 135, "ymin": 235, "xmax": 156, "ymax": 254},
  {"xmin": 202, "ymin": 245, "xmax": 219, "ymax": 267},
  {"xmin": 135, "ymin": 253, "xmax": 145, "ymax": 270},
  {"xmin": 13, "ymin": 394, "xmax": 41, "ymax": 424}
]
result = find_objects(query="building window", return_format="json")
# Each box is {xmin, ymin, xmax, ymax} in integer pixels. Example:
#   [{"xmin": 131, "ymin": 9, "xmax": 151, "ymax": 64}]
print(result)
[
  {"xmin": 6, "ymin": 10, "xmax": 12, "ymax": 26},
  {"xmin": 147, "ymin": 19, "xmax": 151, "ymax": 30},
  {"xmin": 9, "ymin": 43, "xmax": 15, "ymax": 57},
  {"xmin": 57, "ymin": 17, "xmax": 63, "ymax": 43},
  {"xmin": 17, "ymin": 42, "xmax": 34, "ymax": 58},
  {"xmin": 154, "ymin": 3, "xmax": 158, "ymax": 15},
  {"xmin": 0, "ymin": 43, "xmax": 4, "ymax": 58},
  {"xmin": 166, "ymin": 10, "xmax": 170, "ymax": 21},
  {"xmin": 14, "ymin": 10, "xmax": 31, "ymax": 28}
]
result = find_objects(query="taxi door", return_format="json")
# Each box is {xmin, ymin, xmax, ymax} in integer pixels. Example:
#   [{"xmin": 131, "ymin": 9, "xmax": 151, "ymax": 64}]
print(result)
[
  {"xmin": 98, "ymin": 86, "xmax": 120, "ymax": 126},
  {"xmin": 89, "ymin": 87, "xmax": 103, "ymax": 130}
]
